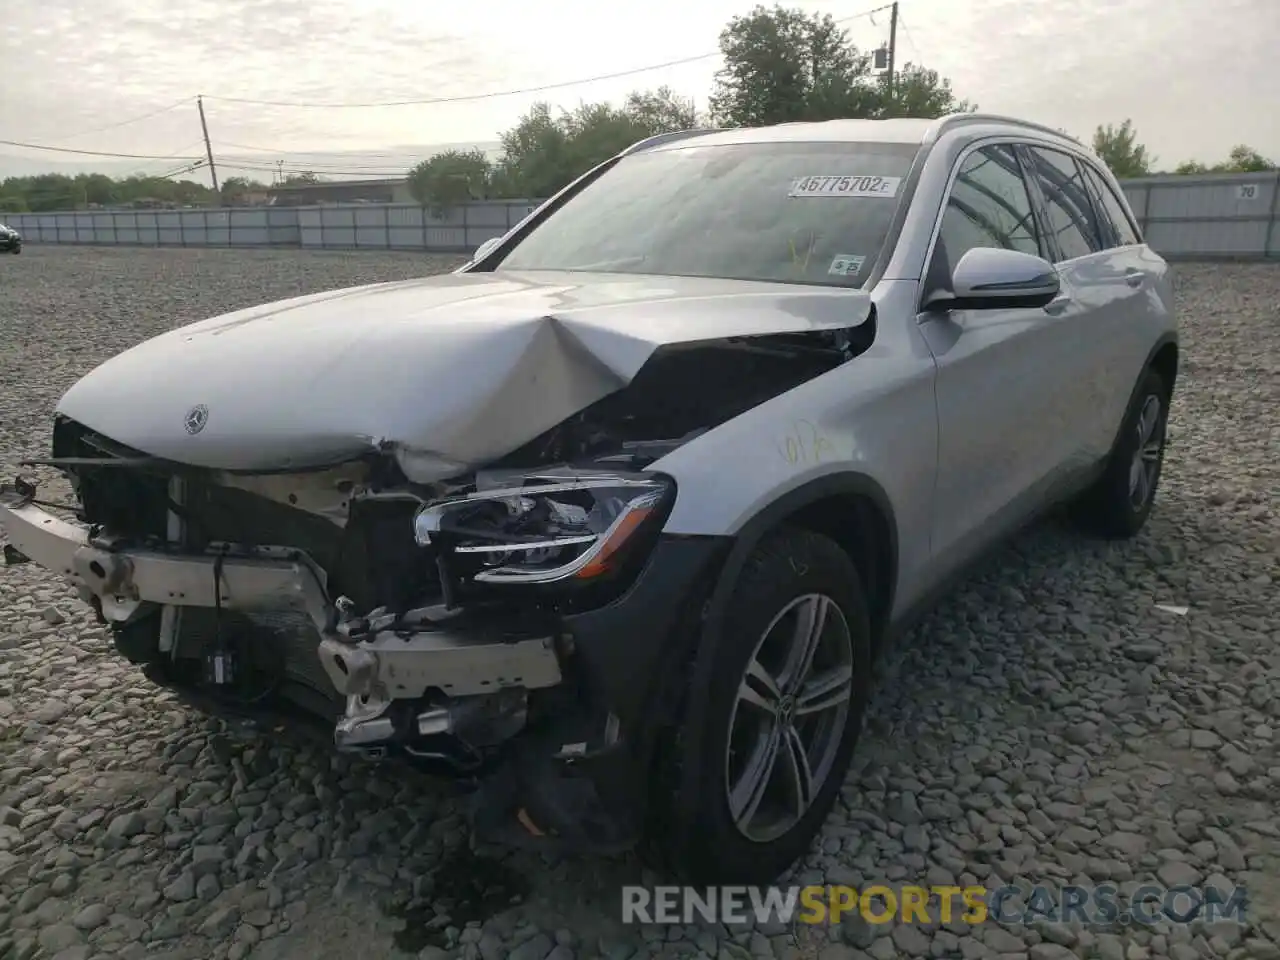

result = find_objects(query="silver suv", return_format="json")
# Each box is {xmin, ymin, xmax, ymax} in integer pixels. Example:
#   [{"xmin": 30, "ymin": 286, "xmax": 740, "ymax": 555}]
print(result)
[{"xmin": 0, "ymin": 113, "xmax": 1176, "ymax": 885}]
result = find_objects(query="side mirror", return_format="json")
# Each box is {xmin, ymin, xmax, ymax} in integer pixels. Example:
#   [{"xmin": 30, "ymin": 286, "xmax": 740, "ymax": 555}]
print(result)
[
  {"xmin": 927, "ymin": 247, "xmax": 1060, "ymax": 312},
  {"xmin": 472, "ymin": 237, "xmax": 502, "ymax": 262}
]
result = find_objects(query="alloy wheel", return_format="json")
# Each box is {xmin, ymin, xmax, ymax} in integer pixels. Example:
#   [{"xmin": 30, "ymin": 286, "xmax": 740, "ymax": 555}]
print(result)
[
  {"xmin": 1128, "ymin": 394, "xmax": 1165, "ymax": 510},
  {"xmin": 724, "ymin": 593, "xmax": 855, "ymax": 843}
]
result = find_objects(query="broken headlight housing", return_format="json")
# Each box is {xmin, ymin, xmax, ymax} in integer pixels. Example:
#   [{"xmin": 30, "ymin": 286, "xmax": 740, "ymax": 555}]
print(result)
[{"xmin": 412, "ymin": 472, "xmax": 674, "ymax": 593}]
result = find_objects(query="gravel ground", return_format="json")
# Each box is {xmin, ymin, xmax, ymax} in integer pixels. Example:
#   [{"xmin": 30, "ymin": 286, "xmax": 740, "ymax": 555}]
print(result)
[{"xmin": 0, "ymin": 246, "xmax": 1277, "ymax": 960}]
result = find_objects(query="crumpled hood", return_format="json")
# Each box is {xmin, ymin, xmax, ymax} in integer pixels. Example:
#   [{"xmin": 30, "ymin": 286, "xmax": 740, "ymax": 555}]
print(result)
[{"xmin": 57, "ymin": 270, "xmax": 871, "ymax": 476}]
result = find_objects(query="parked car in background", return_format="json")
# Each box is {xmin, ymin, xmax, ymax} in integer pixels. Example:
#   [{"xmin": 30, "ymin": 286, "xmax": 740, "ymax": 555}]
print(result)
[
  {"xmin": 0, "ymin": 223, "xmax": 21, "ymax": 253},
  {"xmin": 0, "ymin": 113, "xmax": 1177, "ymax": 886}
]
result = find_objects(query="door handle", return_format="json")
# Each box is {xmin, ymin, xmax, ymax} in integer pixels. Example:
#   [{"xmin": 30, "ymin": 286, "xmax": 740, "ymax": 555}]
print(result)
[
  {"xmin": 1124, "ymin": 269, "xmax": 1145, "ymax": 288},
  {"xmin": 1044, "ymin": 297, "xmax": 1072, "ymax": 316}
]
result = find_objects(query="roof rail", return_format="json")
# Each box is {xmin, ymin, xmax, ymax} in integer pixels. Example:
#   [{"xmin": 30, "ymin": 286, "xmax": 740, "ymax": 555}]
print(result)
[
  {"xmin": 928, "ymin": 112, "xmax": 1080, "ymax": 144},
  {"xmin": 621, "ymin": 127, "xmax": 725, "ymax": 156}
]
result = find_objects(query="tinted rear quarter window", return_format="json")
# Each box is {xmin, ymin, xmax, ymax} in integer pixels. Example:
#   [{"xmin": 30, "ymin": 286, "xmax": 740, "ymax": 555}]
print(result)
[
  {"xmin": 499, "ymin": 141, "xmax": 921, "ymax": 289},
  {"xmin": 1082, "ymin": 164, "xmax": 1141, "ymax": 246},
  {"xmin": 1026, "ymin": 147, "xmax": 1104, "ymax": 262}
]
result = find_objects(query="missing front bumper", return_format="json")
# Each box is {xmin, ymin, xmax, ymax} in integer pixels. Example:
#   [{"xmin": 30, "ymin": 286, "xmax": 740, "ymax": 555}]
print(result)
[{"xmin": 0, "ymin": 488, "xmax": 563, "ymax": 707}]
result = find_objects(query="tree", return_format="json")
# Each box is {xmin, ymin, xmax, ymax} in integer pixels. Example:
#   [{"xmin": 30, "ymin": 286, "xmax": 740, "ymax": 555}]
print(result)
[
  {"xmin": 489, "ymin": 86, "xmax": 698, "ymax": 200},
  {"xmin": 1092, "ymin": 120, "xmax": 1154, "ymax": 179},
  {"xmin": 1172, "ymin": 144, "xmax": 1275, "ymax": 175},
  {"xmin": 709, "ymin": 5, "xmax": 971, "ymax": 127},
  {"xmin": 493, "ymin": 102, "xmax": 572, "ymax": 200},
  {"xmin": 407, "ymin": 148, "xmax": 494, "ymax": 214},
  {"xmin": 77, "ymin": 173, "xmax": 119, "ymax": 207},
  {"xmin": 221, "ymin": 176, "xmax": 268, "ymax": 204},
  {"xmin": 1220, "ymin": 144, "xmax": 1274, "ymax": 173},
  {"xmin": 623, "ymin": 86, "xmax": 701, "ymax": 133},
  {"xmin": 0, "ymin": 172, "xmax": 218, "ymax": 211},
  {"xmin": 711, "ymin": 5, "xmax": 871, "ymax": 127},
  {"xmin": 877, "ymin": 63, "xmax": 974, "ymax": 119},
  {"xmin": 281, "ymin": 172, "xmax": 321, "ymax": 185}
]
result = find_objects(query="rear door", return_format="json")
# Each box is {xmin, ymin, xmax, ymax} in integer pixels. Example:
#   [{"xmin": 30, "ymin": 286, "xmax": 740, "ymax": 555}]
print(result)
[
  {"xmin": 1076, "ymin": 159, "xmax": 1173, "ymax": 450},
  {"xmin": 918, "ymin": 141, "xmax": 1081, "ymax": 576},
  {"xmin": 1018, "ymin": 145, "xmax": 1137, "ymax": 464}
]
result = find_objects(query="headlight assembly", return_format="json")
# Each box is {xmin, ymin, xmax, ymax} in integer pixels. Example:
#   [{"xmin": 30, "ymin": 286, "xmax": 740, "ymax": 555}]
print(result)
[{"xmin": 413, "ymin": 473, "xmax": 674, "ymax": 589}]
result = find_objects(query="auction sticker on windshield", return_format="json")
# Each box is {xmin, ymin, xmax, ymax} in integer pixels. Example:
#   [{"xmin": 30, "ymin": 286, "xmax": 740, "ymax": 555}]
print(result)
[
  {"xmin": 828, "ymin": 254, "xmax": 866, "ymax": 277},
  {"xmin": 789, "ymin": 175, "xmax": 901, "ymax": 199}
]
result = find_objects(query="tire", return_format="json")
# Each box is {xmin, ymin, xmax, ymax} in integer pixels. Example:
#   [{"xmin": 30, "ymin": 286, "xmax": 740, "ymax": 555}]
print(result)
[
  {"xmin": 111, "ymin": 610, "xmax": 163, "ymax": 664},
  {"xmin": 648, "ymin": 525, "xmax": 873, "ymax": 886},
  {"xmin": 1070, "ymin": 368, "xmax": 1170, "ymax": 539}
]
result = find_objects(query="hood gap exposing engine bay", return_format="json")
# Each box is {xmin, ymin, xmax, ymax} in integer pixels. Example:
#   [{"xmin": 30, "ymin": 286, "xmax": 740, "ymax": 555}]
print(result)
[{"xmin": 0, "ymin": 115, "xmax": 1177, "ymax": 886}]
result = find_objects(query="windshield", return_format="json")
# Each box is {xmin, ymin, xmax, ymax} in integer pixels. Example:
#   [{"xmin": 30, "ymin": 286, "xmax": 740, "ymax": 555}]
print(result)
[{"xmin": 498, "ymin": 140, "xmax": 919, "ymax": 289}]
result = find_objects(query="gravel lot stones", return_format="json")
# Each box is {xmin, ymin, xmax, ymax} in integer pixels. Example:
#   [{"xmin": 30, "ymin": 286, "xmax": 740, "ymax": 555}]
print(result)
[{"xmin": 1, "ymin": 248, "xmax": 1278, "ymax": 960}]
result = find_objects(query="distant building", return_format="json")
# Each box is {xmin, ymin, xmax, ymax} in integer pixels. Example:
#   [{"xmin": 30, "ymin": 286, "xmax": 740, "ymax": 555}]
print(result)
[
  {"xmin": 267, "ymin": 177, "xmax": 414, "ymax": 207},
  {"xmin": 231, "ymin": 189, "xmax": 273, "ymax": 207}
]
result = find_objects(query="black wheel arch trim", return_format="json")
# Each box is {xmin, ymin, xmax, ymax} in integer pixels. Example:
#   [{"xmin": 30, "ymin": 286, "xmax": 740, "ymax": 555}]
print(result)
[
  {"xmin": 668, "ymin": 471, "xmax": 900, "ymax": 844},
  {"xmin": 1105, "ymin": 332, "xmax": 1179, "ymax": 458}
]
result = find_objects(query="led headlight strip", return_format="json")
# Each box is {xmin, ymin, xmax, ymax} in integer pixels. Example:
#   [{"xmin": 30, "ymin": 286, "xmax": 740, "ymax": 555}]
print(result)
[{"xmin": 412, "ymin": 476, "xmax": 670, "ymax": 585}]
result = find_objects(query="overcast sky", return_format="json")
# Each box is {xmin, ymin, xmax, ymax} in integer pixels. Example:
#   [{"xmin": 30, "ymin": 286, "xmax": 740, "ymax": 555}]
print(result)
[{"xmin": 2, "ymin": 0, "xmax": 1277, "ymax": 180}]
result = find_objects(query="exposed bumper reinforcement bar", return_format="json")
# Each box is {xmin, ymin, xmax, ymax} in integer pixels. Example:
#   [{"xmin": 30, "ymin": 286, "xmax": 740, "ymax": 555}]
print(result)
[
  {"xmin": 0, "ymin": 494, "xmax": 331, "ymax": 627},
  {"xmin": 318, "ymin": 633, "xmax": 561, "ymax": 700},
  {"xmin": 0, "ymin": 491, "xmax": 563, "ymax": 702}
]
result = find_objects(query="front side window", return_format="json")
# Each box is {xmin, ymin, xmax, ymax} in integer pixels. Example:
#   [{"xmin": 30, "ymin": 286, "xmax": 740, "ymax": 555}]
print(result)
[
  {"xmin": 498, "ymin": 141, "xmax": 920, "ymax": 289},
  {"xmin": 1026, "ymin": 147, "xmax": 1104, "ymax": 261},
  {"xmin": 935, "ymin": 144, "xmax": 1042, "ymax": 265}
]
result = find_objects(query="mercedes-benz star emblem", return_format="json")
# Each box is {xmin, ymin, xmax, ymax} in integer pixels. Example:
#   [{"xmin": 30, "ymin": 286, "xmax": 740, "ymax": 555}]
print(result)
[{"xmin": 184, "ymin": 404, "xmax": 209, "ymax": 435}]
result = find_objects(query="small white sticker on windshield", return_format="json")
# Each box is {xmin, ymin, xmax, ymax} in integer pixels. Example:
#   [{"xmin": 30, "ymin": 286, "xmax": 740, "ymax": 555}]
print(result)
[
  {"xmin": 789, "ymin": 175, "xmax": 901, "ymax": 199},
  {"xmin": 828, "ymin": 254, "xmax": 866, "ymax": 277}
]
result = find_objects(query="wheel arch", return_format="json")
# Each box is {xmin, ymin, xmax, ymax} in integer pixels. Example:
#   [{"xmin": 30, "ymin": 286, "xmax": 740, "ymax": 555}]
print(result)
[
  {"xmin": 1149, "ymin": 337, "xmax": 1179, "ymax": 397},
  {"xmin": 740, "ymin": 478, "xmax": 899, "ymax": 645},
  {"xmin": 1106, "ymin": 332, "xmax": 1179, "ymax": 457},
  {"xmin": 664, "ymin": 472, "xmax": 900, "ymax": 846}
]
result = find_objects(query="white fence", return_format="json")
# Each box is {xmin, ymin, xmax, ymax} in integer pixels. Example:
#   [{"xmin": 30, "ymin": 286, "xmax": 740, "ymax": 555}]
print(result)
[
  {"xmin": 1117, "ymin": 172, "xmax": 1280, "ymax": 260},
  {"xmin": 4, "ymin": 173, "xmax": 1279, "ymax": 259},
  {"xmin": 0, "ymin": 201, "xmax": 540, "ymax": 253}
]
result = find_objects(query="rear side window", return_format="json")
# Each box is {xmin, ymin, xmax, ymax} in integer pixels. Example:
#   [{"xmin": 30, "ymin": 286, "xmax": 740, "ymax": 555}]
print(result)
[
  {"xmin": 1025, "ymin": 147, "xmax": 1104, "ymax": 262},
  {"xmin": 1082, "ymin": 164, "xmax": 1141, "ymax": 247},
  {"xmin": 936, "ymin": 144, "xmax": 1042, "ymax": 264}
]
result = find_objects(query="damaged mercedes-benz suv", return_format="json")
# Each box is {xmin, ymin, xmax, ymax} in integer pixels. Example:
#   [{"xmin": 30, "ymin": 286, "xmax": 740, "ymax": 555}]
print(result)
[{"xmin": 0, "ymin": 114, "xmax": 1177, "ymax": 885}]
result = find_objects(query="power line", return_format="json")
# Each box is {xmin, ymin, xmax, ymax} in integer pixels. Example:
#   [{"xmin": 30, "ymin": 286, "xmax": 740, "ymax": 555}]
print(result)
[
  {"xmin": 219, "ymin": 157, "xmax": 423, "ymax": 173},
  {"xmin": 218, "ymin": 161, "xmax": 408, "ymax": 178},
  {"xmin": 200, "ymin": 3, "xmax": 896, "ymax": 109},
  {"xmin": 0, "ymin": 138, "xmax": 204, "ymax": 161},
  {"xmin": 153, "ymin": 159, "xmax": 207, "ymax": 180},
  {"xmin": 131, "ymin": 142, "xmax": 212, "ymax": 178},
  {"xmin": 3, "ymin": 1, "xmax": 901, "ymax": 177},
  {"xmin": 217, "ymin": 138, "xmax": 443, "ymax": 159},
  {"xmin": 201, "ymin": 53, "xmax": 721, "ymax": 109},
  {"xmin": 897, "ymin": 13, "xmax": 925, "ymax": 63},
  {"xmin": 36, "ymin": 97, "xmax": 196, "ymax": 144}
]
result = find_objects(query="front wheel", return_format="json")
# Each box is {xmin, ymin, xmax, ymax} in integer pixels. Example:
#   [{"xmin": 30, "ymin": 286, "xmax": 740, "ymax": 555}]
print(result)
[
  {"xmin": 1071, "ymin": 368, "xmax": 1169, "ymax": 538},
  {"xmin": 648, "ymin": 526, "xmax": 872, "ymax": 885}
]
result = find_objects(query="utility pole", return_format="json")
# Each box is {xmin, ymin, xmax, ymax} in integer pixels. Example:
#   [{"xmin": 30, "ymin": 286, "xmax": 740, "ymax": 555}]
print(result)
[
  {"xmin": 197, "ymin": 95, "xmax": 220, "ymax": 196},
  {"xmin": 886, "ymin": 1, "xmax": 899, "ymax": 107}
]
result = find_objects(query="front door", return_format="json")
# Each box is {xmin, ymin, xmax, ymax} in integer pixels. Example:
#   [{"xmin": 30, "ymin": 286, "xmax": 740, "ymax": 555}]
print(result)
[{"xmin": 917, "ymin": 141, "xmax": 1082, "ymax": 579}]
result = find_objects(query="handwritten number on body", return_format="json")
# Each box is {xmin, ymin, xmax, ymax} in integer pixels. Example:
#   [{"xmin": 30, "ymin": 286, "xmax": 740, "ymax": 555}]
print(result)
[{"xmin": 778, "ymin": 420, "xmax": 836, "ymax": 465}]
